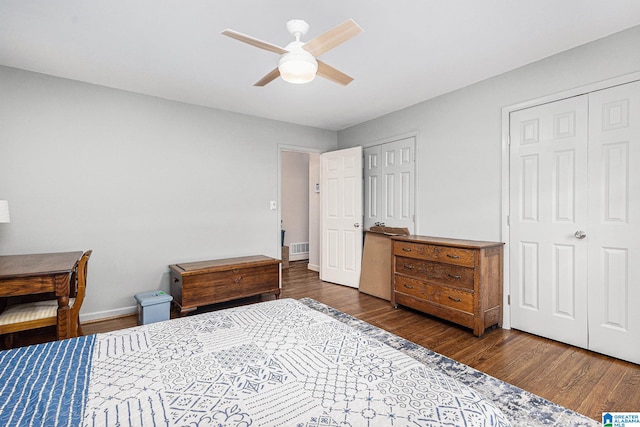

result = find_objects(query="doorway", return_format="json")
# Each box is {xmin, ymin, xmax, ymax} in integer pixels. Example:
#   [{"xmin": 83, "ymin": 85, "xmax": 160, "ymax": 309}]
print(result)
[
  {"xmin": 280, "ymin": 148, "xmax": 321, "ymax": 272},
  {"xmin": 279, "ymin": 146, "xmax": 366, "ymax": 289}
]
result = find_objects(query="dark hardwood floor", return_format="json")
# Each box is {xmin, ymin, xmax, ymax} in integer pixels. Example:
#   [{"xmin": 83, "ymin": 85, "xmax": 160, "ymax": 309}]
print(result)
[
  {"xmin": 276, "ymin": 263, "xmax": 640, "ymax": 422},
  {"xmin": 4, "ymin": 260, "xmax": 639, "ymax": 421}
]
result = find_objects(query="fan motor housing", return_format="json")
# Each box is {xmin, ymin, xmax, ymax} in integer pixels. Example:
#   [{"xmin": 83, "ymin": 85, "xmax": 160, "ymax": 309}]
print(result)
[{"xmin": 286, "ymin": 20, "xmax": 309, "ymax": 38}]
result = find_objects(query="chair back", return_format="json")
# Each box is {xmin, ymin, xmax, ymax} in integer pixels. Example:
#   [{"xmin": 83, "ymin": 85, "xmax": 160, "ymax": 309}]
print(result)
[
  {"xmin": 70, "ymin": 250, "xmax": 92, "ymax": 336},
  {"xmin": 0, "ymin": 250, "xmax": 92, "ymax": 347}
]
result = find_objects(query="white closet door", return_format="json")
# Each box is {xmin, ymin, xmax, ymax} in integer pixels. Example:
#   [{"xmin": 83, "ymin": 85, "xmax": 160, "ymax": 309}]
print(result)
[
  {"xmin": 364, "ymin": 145, "xmax": 382, "ymax": 230},
  {"xmin": 363, "ymin": 137, "xmax": 415, "ymax": 232},
  {"xmin": 587, "ymin": 80, "xmax": 640, "ymax": 364},
  {"xmin": 509, "ymin": 95, "xmax": 590, "ymax": 349},
  {"xmin": 509, "ymin": 81, "xmax": 640, "ymax": 364}
]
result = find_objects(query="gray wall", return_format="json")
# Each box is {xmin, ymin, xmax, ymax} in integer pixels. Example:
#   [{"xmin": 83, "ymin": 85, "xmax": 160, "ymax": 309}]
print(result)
[
  {"xmin": 2, "ymin": 25, "xmax": 639, "ymax": 321},
  {"xmin": 0, "ymin": 66, "xmax": 336, "ymax": 319},
  {"xmin": 338, "ymin": 25, "xmax": 640, "ymax": 242}
]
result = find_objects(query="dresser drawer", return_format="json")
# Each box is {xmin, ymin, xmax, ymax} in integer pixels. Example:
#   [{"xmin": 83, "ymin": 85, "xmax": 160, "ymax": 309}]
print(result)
[
  {"xmin": 393, "ymin": 241, "xmax": 475, "ymax": 267},
  {"xmin": 395, "ymin": 276, "xmax": 473, "ymax": 313},
  {"xmin": 394, "ymin": 276, "xmax": 427, "ymax": 299},
  {"xmin": 395, "ymin": 256, "xmax": 474, "ymax": 290},
  {"xmin": 429, "ymin": 286, "xmax": 474, "ymax": 313}
]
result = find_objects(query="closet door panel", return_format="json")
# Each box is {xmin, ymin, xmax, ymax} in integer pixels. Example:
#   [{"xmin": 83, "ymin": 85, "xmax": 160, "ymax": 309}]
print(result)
[
  {"xmin": 509, "ymin": 95, "xmax": 589, "ymax": 349},
  {"xmin": 587, "ymin": 80, "xmax": 640, "ymax": 364},
  {"xmin": 364, "ymin": 146, "xmax": 382, "ymax": 229}
]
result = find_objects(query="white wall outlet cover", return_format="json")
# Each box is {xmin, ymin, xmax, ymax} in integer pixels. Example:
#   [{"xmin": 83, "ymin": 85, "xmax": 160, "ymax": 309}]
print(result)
[{"xmin": 270, "ymin": 201, "xmax": 277, "ymax": 210}]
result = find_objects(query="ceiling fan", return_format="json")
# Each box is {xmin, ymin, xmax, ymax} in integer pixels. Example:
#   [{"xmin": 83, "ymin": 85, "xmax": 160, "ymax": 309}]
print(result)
[{"xmin": 221, "ymin": 19, "xmax": 363, "ymax": 86}]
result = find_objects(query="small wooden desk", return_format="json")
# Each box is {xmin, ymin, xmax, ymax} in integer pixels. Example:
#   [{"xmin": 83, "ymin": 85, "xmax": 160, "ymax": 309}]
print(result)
[{"xmin": 0, "ymin": 251, "xmax": 83, "ymax": 340}]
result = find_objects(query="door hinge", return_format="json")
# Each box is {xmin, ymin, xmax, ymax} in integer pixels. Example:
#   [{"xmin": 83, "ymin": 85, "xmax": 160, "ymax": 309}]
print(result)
[
  {"xmin": 507, "ymin": 295, "xmax": 511, "ymax": 305},
  {"xmin": 506, "ymin": 215, "xmax": 510, "ymax": 226}
]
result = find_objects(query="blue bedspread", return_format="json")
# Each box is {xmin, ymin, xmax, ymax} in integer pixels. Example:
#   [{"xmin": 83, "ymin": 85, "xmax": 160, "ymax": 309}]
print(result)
[{"xmin": 0, "ymin": 335, "xmax": 95, "ymax": 427}]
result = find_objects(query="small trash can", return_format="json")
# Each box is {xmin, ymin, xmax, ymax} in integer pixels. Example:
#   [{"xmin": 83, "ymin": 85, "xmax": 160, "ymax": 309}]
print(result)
[{"xmin": 134, "ymin": 290, "xmax": 173, "ymax": 325}]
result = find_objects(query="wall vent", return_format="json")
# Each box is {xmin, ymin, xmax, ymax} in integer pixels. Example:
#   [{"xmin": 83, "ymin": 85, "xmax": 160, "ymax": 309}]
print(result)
[{"xmin": 290, "ymin": 242, "xmax": 309, "ymax": 255}]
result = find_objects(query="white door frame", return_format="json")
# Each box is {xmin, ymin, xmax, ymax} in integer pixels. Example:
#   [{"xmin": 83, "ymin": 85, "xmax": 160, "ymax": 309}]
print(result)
[{"xmin": 500, "ymin": 71, "xmax": 640, "ymax": 330}]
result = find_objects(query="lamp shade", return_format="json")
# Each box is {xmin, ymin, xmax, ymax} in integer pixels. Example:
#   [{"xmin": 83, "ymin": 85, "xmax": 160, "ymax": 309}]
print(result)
[
  {"xmin": 278, "ymin": 45, "xmax": 318, "ymax": 84},
  {"xmin": 0, "ymin": 200, "xmax": 10, "ymax": 223}
]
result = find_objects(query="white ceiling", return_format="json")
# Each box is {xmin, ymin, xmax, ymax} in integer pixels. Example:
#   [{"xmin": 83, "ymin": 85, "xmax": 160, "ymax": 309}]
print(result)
[{"xmin": 2, "ymin": 1, "xmax": 640, "ymax": 131}]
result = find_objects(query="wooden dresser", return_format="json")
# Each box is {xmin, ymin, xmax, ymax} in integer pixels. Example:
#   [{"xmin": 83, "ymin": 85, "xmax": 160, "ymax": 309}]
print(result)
[
  {"xmin": 390, "ymin": 236, "xmax": 504, "ymax": 336},
  {"xmin": 169, "ymin": 255, "xmax": 280, "ymax": 315}
]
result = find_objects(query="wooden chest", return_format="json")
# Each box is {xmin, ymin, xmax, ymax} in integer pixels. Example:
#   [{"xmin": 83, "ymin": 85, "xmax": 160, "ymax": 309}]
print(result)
[
  {"xmin": 169, "ymin": 255, "xmax": 281, "ymax": 315},
  {"xmin": 390, "ymin": 236, "xmax": 504, "ymax": 337}
]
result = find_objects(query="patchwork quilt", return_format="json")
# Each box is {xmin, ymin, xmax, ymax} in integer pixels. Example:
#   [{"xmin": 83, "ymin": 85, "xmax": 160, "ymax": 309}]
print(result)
[{"xmin": 0, "ymin": 298, "xmax": 511, "ymax": 426}]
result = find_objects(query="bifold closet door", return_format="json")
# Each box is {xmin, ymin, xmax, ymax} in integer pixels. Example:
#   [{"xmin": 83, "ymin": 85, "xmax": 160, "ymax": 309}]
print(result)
[
  {"xmin": 586, "ymin": 80, "xmax": 640, "ymax": 364},
  {"xmin": 510, "ymin": 80, "xmax": 640, "ymax": 364},
  {"xmin": 363, "ymin": 137, "xmax": 415, "ymax": 231}
]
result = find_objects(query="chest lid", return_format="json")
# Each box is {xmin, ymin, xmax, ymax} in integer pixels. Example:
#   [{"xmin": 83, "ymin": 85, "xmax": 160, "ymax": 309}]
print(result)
[{"xmin": 169, "ymin": 255, "xmax": 280, "ymax": 275}]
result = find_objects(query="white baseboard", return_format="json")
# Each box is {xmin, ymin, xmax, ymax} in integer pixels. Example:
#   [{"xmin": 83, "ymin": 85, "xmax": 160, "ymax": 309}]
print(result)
[
  {"xmin": 81, "ymin": 305, "xmax": 138, "ymax": 323},
  {"xmin": 307, "ymin": 263, "xmax": 319, "ymax": 272}
]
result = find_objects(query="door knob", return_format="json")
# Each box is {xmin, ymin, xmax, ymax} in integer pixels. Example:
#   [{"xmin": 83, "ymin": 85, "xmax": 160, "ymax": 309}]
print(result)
[
  {"xmin": 574, "ymin": 230, "xmax": 587, "ymax": 239},
  {"xmin": 354, "ymin": 223, "xmax": 361, "ymax": 228}
]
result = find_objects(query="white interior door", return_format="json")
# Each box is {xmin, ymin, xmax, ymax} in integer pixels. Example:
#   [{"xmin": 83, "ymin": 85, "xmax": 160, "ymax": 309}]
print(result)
[
  {"xmin": 364, "ymin": 137, "xmax": 415, "ymax": 231},
  {"xmin": 509, "ymin": 95, "xmax": 590, "ymax": 348},
  {"xmin": 320, "ymin": 146, "xmax": 363, "ymax": 288},
  {"xmin": 586, "ymin": 81, "xmax": 640, "ymax": 364}
]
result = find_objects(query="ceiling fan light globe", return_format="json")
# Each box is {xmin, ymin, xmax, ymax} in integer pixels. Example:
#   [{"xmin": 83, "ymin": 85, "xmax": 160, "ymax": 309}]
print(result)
[{"xmin": 278, "ymin": 51, "xmax": 318, "ymax": 84}]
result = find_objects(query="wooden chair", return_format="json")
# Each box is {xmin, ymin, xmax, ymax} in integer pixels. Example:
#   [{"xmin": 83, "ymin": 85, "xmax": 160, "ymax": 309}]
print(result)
[{"xmin": 0, "ymin": 250, "xmax": 92, "ymax": 347}]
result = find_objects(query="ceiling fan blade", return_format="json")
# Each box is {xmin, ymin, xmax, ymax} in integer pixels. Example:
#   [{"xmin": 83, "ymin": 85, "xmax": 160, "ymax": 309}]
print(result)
[
  {"xmin": 316, "ymin": 61, "xmax": 354, "ymax": 86},
  {"xmin": 221, "ymin": 29, "xmax": 288, "ymax": 54},
  {"xmin": 303, "ymin": 19, "xmax": 363, "ymax": 57},
  {"xmin": 254, "ymin": 68, "xmax": 281, "ymax": 86}
]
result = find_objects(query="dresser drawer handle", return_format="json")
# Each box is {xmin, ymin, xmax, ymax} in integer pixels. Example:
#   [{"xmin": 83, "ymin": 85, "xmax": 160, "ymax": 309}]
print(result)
[
  {"xmin": 448, "ymin": 296, "xmax": 462, "ymax": 302},
  {"xmin": 448, "ymin": 274, "xmax": 462, "ymax": 279},
  {"xmin": 232, "ymin": 276, "xmax": 242, "ymax": 284},
  {"xmin": 403, "ymin": 264, "xmax": 414, "ymax": 270},
  {"xmin": 402, "ymin": 247, "xmax": 412, "ymax": 252},
  {"xmin": 403, "ymin": 284, "xmax": 414, "ymax": 289},
  {"xmin": 446, "ymin": 254, "xmax": 460, "ymax": 259}
]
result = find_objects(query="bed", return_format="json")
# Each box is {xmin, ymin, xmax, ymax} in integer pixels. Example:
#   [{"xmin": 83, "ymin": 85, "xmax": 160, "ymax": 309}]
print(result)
[
  {"xmin": 1, "ymin": 298, "xmax": 513, "ymax": 426},
  {"xmin": 1, "ymin": 298, "xmax": 599, "ymax": 427}
]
